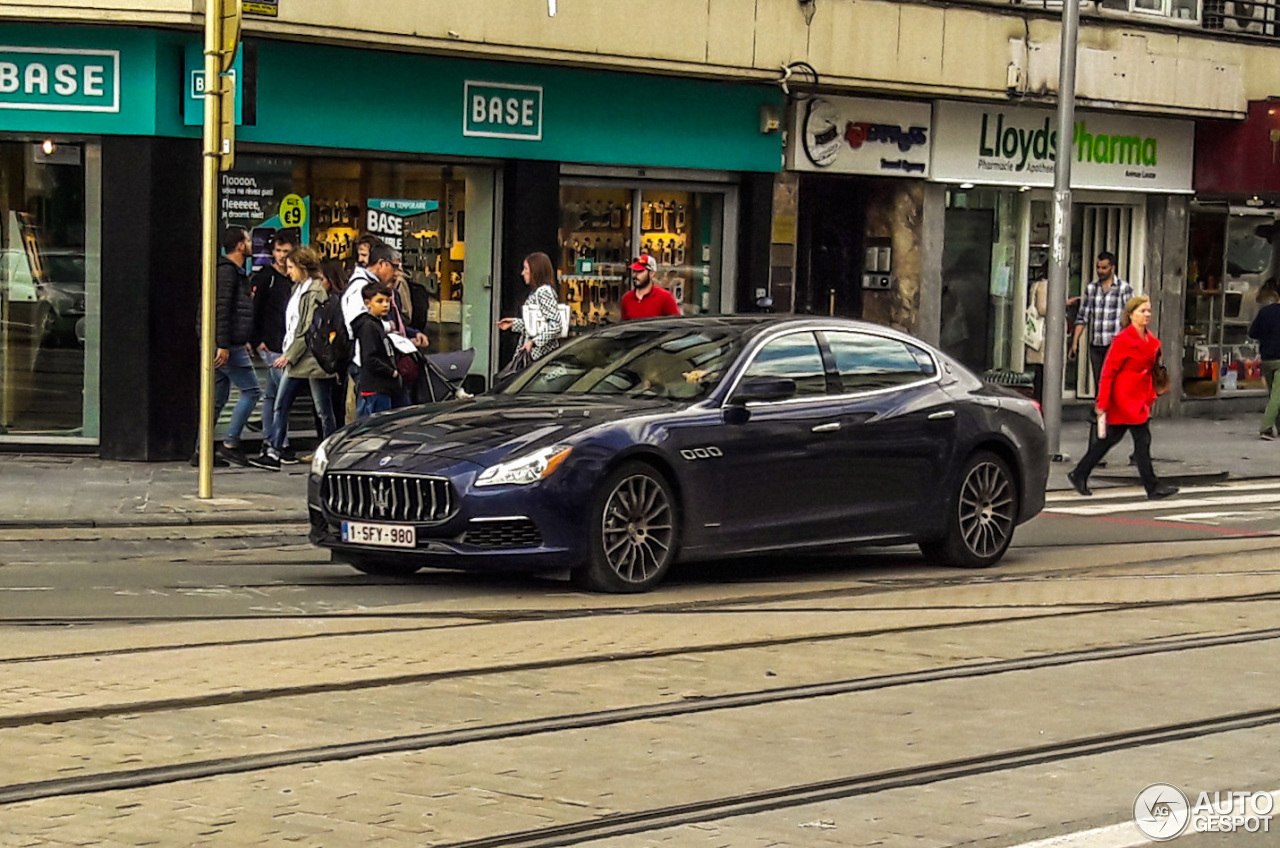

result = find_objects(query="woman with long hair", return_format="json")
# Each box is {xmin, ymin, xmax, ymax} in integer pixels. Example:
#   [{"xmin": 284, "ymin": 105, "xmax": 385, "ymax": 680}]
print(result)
[
  {"xmin": 251, "ymin": 246, "xmax": 337, "ymax": 471},
  {"xmin": 1067, "ymin": 295, "xmax": 1178, "ymax": 500},
  {"xmin": 320, "ymin": 259, "xmax": 352, "ymax": 427},
  {"xmin": 496, "ymin": 251, "xmax": 564, "ymax": 372}
]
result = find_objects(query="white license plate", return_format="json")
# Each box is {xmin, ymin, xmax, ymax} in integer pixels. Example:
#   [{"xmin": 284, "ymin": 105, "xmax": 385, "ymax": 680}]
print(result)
[{"xmin": 341, "ymin": 521, "xmax": 416, "ymax": 548}]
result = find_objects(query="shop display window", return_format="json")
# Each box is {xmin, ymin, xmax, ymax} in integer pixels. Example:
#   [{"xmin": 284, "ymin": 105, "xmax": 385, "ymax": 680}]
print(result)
[
  {"xmin": 1184, "ymin": 210, "xmax": 1272, "ymax": 397},
  {"xmin": 0, "ymin": 141, "xmax": 99, "ymax": 441},
  {"xmin": 558, "ymin": 182, "xmax": 725, "ymax": 330},
  {"xmin": 223, "ymin": 156, "xmax": 470, "ymax": 353}
]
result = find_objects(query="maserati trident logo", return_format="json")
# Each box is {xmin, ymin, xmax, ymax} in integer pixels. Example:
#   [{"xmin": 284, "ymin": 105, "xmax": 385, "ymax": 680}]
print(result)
[{"xmin": 371, "ymin": 479, "xmax": 391, "ymax": 517}]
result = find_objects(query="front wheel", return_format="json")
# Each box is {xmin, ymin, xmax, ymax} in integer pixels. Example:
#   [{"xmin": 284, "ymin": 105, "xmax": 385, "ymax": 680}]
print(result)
[
  {"xmin": 571, "ymin": 462, "xmax": 679, "ymax": 593},
  {"xmin": 920, "ymin": 451, "xmax": 1018, "ymax": 569}
]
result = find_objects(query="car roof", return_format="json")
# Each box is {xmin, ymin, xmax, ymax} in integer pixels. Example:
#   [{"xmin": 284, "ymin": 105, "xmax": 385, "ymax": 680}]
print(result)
[{"xmin": 599, "ymin": 315, "xmax": 928, "ymax": 346}]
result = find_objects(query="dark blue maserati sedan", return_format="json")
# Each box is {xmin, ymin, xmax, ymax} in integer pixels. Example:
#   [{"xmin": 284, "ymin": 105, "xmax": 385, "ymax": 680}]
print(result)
[{"xmin": 307, "ymin": 317, "xmax": 1048, "ymax": 592}]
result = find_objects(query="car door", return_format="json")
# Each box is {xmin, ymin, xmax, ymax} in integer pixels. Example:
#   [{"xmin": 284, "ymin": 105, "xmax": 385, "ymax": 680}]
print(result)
[
  {"xmin": 712, "ymin": 330, "xmax": 849, "ymax": 549},
  {"xmin": 819, "ymin": 330, "xmax": 957, "ymax": 537}
]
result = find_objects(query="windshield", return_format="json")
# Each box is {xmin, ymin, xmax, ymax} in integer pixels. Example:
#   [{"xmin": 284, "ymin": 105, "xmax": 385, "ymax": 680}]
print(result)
[{"xmin": 503, "ymin": 326, "xmax": 741, "ymax": 400}]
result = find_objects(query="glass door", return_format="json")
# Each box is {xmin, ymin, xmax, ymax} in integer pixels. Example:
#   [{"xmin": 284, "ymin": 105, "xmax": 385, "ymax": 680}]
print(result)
[{"xmin": 0, "ymin": 140, "xmax": 99, "ymax": 442}]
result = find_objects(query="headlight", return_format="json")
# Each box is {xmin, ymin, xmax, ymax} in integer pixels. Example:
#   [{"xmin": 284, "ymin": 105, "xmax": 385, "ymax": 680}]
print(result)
[
  {"xmin": 475, "ymin": 445, "xmax": 573, "ymax": 487},
  {"xmin": 311, "ymin": 433, "xmax": 340, "ymax": 476}
]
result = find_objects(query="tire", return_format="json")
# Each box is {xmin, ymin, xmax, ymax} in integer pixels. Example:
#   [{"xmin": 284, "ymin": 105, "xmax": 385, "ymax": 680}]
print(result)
[
  {"xmin": 571, "ymin": 462, "xmax": 680, "ymax": 593},
  {"xmin": 920, "ymin": 450, "xmax": 1018, "ymax": 569},
  {"xmin": 342, "ymin": 555, "xmax": 424, "ymax": 578}
]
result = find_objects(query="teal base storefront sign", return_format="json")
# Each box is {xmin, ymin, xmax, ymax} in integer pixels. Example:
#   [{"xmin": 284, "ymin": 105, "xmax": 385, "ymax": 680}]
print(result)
[
  {"xmin": 3, "ymin": 24, "xmax": 783, "ymax": 174},
  {"xmin": 0, "ymin": 46, "xmax": 119, "ymax": 112}
]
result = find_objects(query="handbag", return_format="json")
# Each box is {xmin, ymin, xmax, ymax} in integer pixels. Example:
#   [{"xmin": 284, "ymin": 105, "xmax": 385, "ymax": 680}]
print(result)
[
  {"xmin": 521, "ymin": 300, "xmax": 571, "ymax": 341},
  {"xmin": 1023, "ymin": 303, "xmax": 1045, "ymax": 352},
  {"xmin": 496, "ymin": 346, "xmax": 534, "ymax": 382},
  {"xmin": 1153, "ymin": 363, "xmax": 1171, "ymax": 396},
  {"xmin": 396, "ymin": 352, "xmax": 421, "ymax": 389}
]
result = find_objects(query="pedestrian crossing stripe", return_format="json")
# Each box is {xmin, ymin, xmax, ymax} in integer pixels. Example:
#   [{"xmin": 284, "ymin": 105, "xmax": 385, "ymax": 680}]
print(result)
[
  {"xmin": 1046, "ymin": 491, "xmax": 1280, "ymax": 517},
  {"xmin": 1045, "ymin": 481, "xmax": 1280, "ymax": 504}
]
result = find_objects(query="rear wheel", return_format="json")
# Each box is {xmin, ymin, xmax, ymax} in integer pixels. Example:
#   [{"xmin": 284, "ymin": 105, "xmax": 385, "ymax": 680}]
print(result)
[
  {"xmin": 342, "ymin": 555, "xmax": 424, "ymax": 577},
  {"xmin": 920, "ymin": 450, "xmax": 1017, "ymax": 568},
  {"xmin": 571, "ymin": 462, "xmax": 679, "ymax": 593}
]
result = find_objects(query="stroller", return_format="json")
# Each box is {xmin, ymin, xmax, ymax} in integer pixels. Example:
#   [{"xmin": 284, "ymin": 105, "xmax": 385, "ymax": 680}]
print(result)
[{"xmin": 418, "ymin": 348, "xmax": 476, "ymax": 403}]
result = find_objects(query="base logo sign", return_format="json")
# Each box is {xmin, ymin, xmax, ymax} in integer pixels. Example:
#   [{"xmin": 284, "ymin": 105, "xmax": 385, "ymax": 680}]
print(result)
[{"xmin": 1135, "ymin": 784, "xmax": 1274, "ymax": 840}]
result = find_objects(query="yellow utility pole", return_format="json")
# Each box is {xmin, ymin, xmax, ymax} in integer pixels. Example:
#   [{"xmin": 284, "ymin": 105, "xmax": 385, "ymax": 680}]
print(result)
[{"xmin": 198, "ymin": 0, "xmax": 241, "ymax": 498}]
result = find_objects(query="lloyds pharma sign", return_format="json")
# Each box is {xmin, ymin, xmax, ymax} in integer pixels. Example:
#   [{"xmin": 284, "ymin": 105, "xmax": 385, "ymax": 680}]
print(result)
[
  {"xmin": 930, "ymin": 101, "xmax": 1193, "ymax": 193},
  {"xmin": 0, "ymin": 47, "xmax": 119, "ymax": 112}
]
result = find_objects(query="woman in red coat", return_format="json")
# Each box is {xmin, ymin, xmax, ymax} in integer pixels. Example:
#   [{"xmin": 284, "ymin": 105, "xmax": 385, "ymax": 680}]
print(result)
[{"xmin": 1068, "ymin": 296, "xmax": 1178, "ymax": 500}]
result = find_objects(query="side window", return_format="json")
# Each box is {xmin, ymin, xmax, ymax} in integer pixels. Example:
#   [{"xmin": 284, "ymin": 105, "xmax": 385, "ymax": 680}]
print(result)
[
  {"xmin": 742, "ymin": 332, "xmax": 828, "ymax": 397},
  {"xmin": 825, "ymin": 332, "xmax": 936, "ymax": 393}
]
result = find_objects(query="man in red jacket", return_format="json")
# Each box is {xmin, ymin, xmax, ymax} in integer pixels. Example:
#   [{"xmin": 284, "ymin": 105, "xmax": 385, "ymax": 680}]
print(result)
[{"xmin": 621, "ymin": 254, "xmax": 682, "ymax": 320}]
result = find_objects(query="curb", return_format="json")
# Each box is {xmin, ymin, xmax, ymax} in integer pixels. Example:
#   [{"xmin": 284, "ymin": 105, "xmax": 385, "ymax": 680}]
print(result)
[{"xmin": 0, "ymin": 512, "xmax": 309, "ymax": 530}]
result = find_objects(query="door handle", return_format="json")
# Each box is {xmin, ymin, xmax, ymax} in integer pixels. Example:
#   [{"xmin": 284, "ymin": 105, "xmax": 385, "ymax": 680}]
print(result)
[
  {"xmin": 927, "ymin": 409, "xmax": 956, "ymax": 420},
  {"xmin": 811, "ymin": 422, "xmax": 841, "ymax": 433}
]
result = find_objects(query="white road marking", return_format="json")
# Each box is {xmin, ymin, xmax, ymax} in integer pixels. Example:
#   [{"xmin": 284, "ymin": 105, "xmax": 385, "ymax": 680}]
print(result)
[
  {"xmin": 1046, "ymin": 492, "xmax": 1280, "ymax": 517},
  {"xmin": 1046, "ymin": 481, "xmax": 1280, "ymax": 504},
  {"xmin": 1161, "ymin": 509, "xmax": 1280, "ymax": 524},
  {"xmin": 1008, "ymin": 791, "xmax": 1280, "ymax": 848}
]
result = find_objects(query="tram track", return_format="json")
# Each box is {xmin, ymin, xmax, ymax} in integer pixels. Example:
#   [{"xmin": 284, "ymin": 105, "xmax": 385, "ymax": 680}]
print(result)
[
  {"xmin": 433, "ymin": 705, "xmax": 1280, "ymax": 848},
  {"xmin": 1, "ymin": 625, "xmax": 1277, "ymax": 806},
  {"xmin": 0, "ymin": 568, "xmax": 1277, "ymax": 675}
]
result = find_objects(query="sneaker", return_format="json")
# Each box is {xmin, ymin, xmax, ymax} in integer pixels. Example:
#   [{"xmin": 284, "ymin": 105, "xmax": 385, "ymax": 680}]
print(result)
[
  {"xmin": 189, "ymin": 451, "xmax": 230, "ymax": 469},
  {"xmin": 217, "ymin": 443, "xmax": 250, "ymax": 467},
  {"xmin": 1067, "ymin": 469, "xmax": 1092, "ymax": 497},
  {"xmin": 248, "ymin": 453, "xmax": 281, "ymax": 471},
  {"xmin": 1261, "ymin": 429, "xmax": 1276, "ymax": 441},
  {"xmin": 279, "ymin": 448, "xmax": 302, "ymax": 465},
  {"xmin": 1147, "ymin": 484, "xmax": 1179, "ymax": 500}
]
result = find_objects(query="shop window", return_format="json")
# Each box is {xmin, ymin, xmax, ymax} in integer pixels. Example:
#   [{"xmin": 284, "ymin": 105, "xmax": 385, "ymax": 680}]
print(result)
[
  {"xmin": 558, "ymin": 181, "xmax": 726, "ymax": 330},
  {"xmin": 0, "ymin": 141, "xmax": 99, "ymax": 441},
  {"xmin": 222, "ymin": 156, "xmax": 471, "ymax": 354},
  {"xmin": 1184, "ymin": 210, "xmax": 1272, "ymax": 397}
]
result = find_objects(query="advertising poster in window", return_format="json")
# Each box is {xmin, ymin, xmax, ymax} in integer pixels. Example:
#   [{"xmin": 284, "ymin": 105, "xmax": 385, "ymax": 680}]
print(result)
[{"xmin": 219, "ymin": 157, "xmax": 308, "ymax": 271}]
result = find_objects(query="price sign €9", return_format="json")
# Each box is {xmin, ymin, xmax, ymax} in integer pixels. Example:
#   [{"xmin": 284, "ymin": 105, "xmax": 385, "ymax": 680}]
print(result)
[{"xmin": 279, "ymin": 195, "xmax": 306, "ymax": 229}]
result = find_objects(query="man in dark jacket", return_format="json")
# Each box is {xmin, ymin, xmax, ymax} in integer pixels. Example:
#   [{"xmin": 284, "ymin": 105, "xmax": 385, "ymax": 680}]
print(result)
[
  {"xmin": 193, "ymin": 226, "xmax": 262, "ymax": 467},
  {"xmin": 251, "ymin": 232, "xmax": 299, "ymax": 464}
]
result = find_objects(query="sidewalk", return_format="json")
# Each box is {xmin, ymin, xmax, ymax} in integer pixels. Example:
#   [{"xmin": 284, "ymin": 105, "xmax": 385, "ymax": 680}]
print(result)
[
  {"xmin": 1, "ymin": 414, "xmax": 1278, "ymax": 529},
  {"xmin": 0, "ymin": 456, "xmax": 309, "ymax": 528}
]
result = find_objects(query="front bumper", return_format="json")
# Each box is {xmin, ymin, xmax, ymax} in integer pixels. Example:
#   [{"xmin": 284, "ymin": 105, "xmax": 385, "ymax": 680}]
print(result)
[{"xmin": 307, "ymin": 465, "xmax": 593, "ymax": 573}]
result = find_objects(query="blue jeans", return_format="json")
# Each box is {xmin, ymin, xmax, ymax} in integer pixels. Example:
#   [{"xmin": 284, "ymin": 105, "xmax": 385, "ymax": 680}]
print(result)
[
  {"xmin": 213, "ymin": 346, "xmax": 262, "ymax": 446},
  {"xmin": 356, "ymin": 392, "xmax": 392, "ymax": 418},
  {"xmin": 270, "ymin": 375, "xmax": 337, "ymax": 453},
  {"xmin": 258, "ymin": 349, "xmax": 287, "ymax": 450}
]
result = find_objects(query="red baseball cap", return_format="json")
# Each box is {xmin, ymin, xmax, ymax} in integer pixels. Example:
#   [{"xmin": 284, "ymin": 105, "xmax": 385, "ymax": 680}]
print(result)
[{"xmin": 629, "ymin": 254, "xmax": 657, "ymax": 273}]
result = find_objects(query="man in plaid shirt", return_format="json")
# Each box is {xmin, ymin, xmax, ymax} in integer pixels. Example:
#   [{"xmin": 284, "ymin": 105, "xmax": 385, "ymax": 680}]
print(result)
[{"xmin": 1070, "ymin": 251, "xmax": 1134, "ymax": 388}]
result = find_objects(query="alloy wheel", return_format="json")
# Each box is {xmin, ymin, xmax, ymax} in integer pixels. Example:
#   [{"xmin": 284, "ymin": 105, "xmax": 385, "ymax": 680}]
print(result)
[
  {"xmin": 957, "ymin": 460, "xmax": 1015, "ymax": 559},
  {"xmin": 600, "ymin": 473, "xmax": 675, "ymax": 584}
]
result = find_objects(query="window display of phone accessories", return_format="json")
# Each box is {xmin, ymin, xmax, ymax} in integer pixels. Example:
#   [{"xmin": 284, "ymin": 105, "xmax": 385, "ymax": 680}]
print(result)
[{"xmin": 561, "ymin": 274, "xmax": 624, "ymax": 328}]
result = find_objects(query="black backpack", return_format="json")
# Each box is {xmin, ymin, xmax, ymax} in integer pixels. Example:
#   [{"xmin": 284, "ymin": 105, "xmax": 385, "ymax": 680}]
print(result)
[{"xmin": 306, "ymin": 295, "xmax": 351, "ymax": 375}]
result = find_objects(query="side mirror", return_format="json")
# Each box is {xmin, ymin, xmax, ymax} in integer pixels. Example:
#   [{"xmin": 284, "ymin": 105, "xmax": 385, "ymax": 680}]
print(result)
[{"xmin": 730, "ymin": 376, "xmax": 797, "ymax": 405}]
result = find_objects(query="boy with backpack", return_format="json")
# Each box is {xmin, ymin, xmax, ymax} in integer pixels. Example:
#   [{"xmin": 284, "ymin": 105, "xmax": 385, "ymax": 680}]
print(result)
[{"xmin": 351, "ymin": 281, "xmax": 403, "ymax": 418}]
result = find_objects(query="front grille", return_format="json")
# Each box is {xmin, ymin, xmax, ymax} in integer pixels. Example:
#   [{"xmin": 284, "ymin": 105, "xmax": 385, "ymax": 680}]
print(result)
[
  {"xmin": 322, "ymin": 473, "xmax": 455, "ymax": 524},
  {"xmin": 462, "ymin": 518, "xmax": 543, "ymax": 549}
]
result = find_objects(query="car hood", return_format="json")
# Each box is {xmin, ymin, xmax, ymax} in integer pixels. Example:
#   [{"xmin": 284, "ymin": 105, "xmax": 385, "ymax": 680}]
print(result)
[{"xmin": 328, "ymin": 394, "xmax": 678, "ymax": 473}]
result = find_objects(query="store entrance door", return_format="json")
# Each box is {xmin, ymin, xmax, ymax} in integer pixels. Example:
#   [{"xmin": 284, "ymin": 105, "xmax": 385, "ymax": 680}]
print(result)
[
  {"xmin": 940, "ymin": 208, "xmax": 996, "ymax": 373},
  {"xmin": 795, "ymin": 175, "xmax": 865, "ymax": 318},
  {"xmin": 1071, "ymin": 203, "xmax": 1143, "ymax": 399}
]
